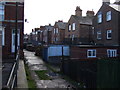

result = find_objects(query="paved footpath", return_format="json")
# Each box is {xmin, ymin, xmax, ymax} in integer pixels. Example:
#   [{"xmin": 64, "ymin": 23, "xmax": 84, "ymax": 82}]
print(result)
[
  {"xmin": 17, "ymin": 60, "xmax": 28, "ymax": 89},
  {"xmin": 24, "ymin": 50, "xmax": 76, "ymax": 89}
]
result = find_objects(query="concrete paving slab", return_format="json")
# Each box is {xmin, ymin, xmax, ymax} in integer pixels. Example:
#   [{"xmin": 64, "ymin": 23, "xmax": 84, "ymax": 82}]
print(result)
[
  {"xmin": 17, "ymin": 60, "xmax": 28, "ymax": 89},
  {"xmin": 29, "ymin": 64, "xmax": 47, "ymax": 71},
  {"xmin": 24, "ymin": 50, "xmax": 76, "ymax": 89}
]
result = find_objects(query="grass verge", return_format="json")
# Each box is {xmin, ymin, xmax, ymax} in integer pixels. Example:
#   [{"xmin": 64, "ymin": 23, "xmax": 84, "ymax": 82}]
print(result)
[
  {"xmin": 25, "ymin": 64, "xmax": 37, "ymax": 89},
  {"xmin": 44, "ymin": 63, "xmax": 84, "ymax": 88},
  {"xmin": 35, "ymin": 70, "xmax": 52, "ymax": 80}
]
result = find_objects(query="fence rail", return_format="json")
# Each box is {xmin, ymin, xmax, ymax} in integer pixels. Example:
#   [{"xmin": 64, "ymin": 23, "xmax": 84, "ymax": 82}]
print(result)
[{"xmin": 3, "ymin": 50, "xmax": 19, "ymax": 90}]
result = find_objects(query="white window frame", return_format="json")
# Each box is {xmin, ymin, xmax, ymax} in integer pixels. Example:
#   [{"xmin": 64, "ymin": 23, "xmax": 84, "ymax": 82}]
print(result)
[
  {"xmin": 106, "ymin": 11, "xmax": 111, "ymax": 21},
  {"xmin": 72, "ymin": 23, "xmax": 75, "ymax": 31},
  {"xmin": 98, "ymin": 12, "xmax": 102, "ymax": 23},
  {"xmin": 68, "ymin": 24, "xmax": 71, "ymax": 31},
  {"xmin": 107, "ymin": 30, "xmax": 112, "ymax": 39},
  {"xmin": 0, "ymin": 2, "xmax": 4, "ymax": 21},
  {"xmin": 72, "ymin": 34, "xmax": 75, "ymax": 41},
  {"xmin": 87, "ymin": 49, "xmax": 96, "ymax": 58},
  {"xmin": 97, "ymin": 31, "xmax": 102, "ymax": 40},
  {"xmin": 0, "ymin": 27, "xmax": 5, "ymax": 46},
  {"xmin": 56, "ymin": 28, "xmax": 59, "ymax": 34},
  {"xmin": 54, "ymin": 28, "xmax": 56, "ymax": 34},
  {"xmin": 107, "ymin": 49, "xmax": 117, "ymax": 57},
  {"xmin": 92, "ymin": 27, "xmax": 95, "ymax": 35}
]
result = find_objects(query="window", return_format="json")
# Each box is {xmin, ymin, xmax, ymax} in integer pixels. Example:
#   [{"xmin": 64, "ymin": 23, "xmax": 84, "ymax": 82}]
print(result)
[
  {"xmin": 87, "ymin": 49, "xmax": 96, "ymax": 58},
  {"xmin": 97, "ymin": 31, "xmax": 102, "ymax": 39},
  {"xmin": 72, "ymin": 34, "xmax": 75, "ymax": 41},
  {"xmin": 2, "ymin": 28, "xmax": 5, "ymax": 46},
  {"xmin": 97, "ymin": 12, "xmax": 102, "ymax": 23},
  {"xmin": 56, "ymin": 28, "xmax": 59, "ymax": 33},
  {"xmin": 92, "ymin": 27, "xmax": 95, "ymax": 35},
  {"xmin": 106, "ymin": 11, "xmax": 111, "ymax": 21},
  {"xmin": 107, "ymin": 49, "xmax": 117, "ymax": 57},
  {"xmin": 68, "ymin": 24, "xmax": 71, "ymax": 31},
  {"xmin": 54, "ymin": 28, "xmax": 55, "ymax": 34},
  {"xmin": 36, "ymin": 37, "xmax": 38, "ymax": 41},
  {"xmin": 107, "ymin": 30, "xmax": 112, "ymax": 39},
  {"xmin": 0, "ymin": 2, "xmax": 4, "ymax": 21},
  {"xmin": 0, "ymin": 27, "xmax": 5, "ymax": 46},
  {"xmin": 72, "ymin": 23, "xmax": 75, "ymax": 31}
]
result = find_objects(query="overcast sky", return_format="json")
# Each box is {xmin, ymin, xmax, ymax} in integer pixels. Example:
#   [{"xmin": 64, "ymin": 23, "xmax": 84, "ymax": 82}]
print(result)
[{"xmin": 24, "ymin": 0, "xmax": 115, "ymax": 34}]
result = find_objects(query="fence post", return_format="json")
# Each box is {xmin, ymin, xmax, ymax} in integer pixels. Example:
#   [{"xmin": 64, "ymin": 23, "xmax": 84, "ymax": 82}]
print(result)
[{"xmin": 60, "ymin": 46, "xmax": 64, "ymax": 73}]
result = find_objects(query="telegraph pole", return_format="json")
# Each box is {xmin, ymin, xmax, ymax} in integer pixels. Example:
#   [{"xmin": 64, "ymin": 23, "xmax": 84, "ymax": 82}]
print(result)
[{"xmin": 15, "ymin": 2, "xmax": 18, "ymax": 58}]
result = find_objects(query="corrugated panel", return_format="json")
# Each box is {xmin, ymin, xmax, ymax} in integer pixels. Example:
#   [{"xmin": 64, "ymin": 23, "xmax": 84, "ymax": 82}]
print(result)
[
  {"xmin": 48, "ymin": 46, "xmax": 62, "ymax": 56},
  {"xmin": 48, "ymin": 45, "xmax": 69, "ymax": 57},
  {"xmin": 63, "ymin": 46, "xmax": 70, "ymax": 56}
]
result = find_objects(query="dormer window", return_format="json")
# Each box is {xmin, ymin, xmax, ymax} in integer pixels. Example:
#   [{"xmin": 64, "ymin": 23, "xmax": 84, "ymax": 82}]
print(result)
[
  {"xmin": 106, "ymin": 11, "xmax": 111, "ymax": 21},
  {"xmin": 97, "ymin": 12, "xmax": 102, "ymax": 23}
]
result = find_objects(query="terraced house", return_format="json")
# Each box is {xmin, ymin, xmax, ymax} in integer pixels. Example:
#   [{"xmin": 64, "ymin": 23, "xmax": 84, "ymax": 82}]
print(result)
[
  {"xmin": 0, "ymin": 1, "xmax": 24, "ymax": 59},
  {"xmin": 64, "ymin": 6, "xmax": 94, "ymax": 45},
  {"xmin": 93, "ymin": 0, "xmax": 120, "ymax": 58},
  {"xmin": 52, "ymin": 20, "xmax": 67, "ymax": 44},
  {"xmin": 69, "ymin": 0, "xmax": 120, "ymax": 60}
]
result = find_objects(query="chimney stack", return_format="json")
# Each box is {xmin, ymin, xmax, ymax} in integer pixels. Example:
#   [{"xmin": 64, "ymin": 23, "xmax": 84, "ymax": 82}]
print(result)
[
  {"xmin": 75, "ymin": 6, "xmax": 82, "ymax": 17},
  {"xmin": 86, "ymin": 10, "xmax": 95, "ymax": 17},
  {"xmin": 58, "ymin": 20, "xmax": 63, "ymax": 22},
  {"xmin": 32, "ymin": 29, "xmax": 34, "ymax": 32},
  {"xmin": 102, "ymin": 0, "xmax": 110, "ymax": 5},
  {"xmin": 114, "ymin": 0, "xmax": 120, "ymax": 4}
]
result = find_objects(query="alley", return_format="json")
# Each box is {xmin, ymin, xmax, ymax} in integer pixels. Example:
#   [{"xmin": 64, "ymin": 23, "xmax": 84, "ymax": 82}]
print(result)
[{"xmin": 24, "ymin": 50, "xmax": 75, "ymax": 89}]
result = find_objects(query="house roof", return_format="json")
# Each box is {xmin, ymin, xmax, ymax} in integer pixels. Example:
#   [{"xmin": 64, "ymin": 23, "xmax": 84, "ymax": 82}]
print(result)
[
  {"xmin": 71, "ymin": 15, "xmax": 93, "ymax": 25},
  {"xmin": 45, "ymin": 25, "xmax": 54, "ymax": 31},
  {"xmin": 56, "ymin": 22, "xmax": 67, "ymax": 29},
  {"xmin": 109, "ymin": 4, "xmax": 120, "ymax": 12}
]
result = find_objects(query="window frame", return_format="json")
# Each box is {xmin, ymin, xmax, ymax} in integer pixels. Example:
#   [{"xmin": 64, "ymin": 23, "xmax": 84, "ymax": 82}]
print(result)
[
  {"xmin": 68, "ymin": 24, "xmax": 71, "ymax": 31},
  {"xmin": 106, "ymin": 11, "xmax": 111, "ymax": 21},
  {"xmin": 72, "ymin": 23, "xmax": 76, "ymax": 31},
  {"xmin": 87, "ymin": 49, "xmax": 96, "ymax": 58},
  {"xmin": 0, "ymin": 27, "xmax": 5, "ymax": 46},
  {"xmin": 53, "ymin": 28, "xmax": 56, "ymax": 34},
  {"xmin": 97, "ymin": 12, "xmax": 102, "ymax": 23},
  {"xmin": 107, "ymin": 49, "xmax": 117, "ymax": 57},
  {"xmin": 107, "ymin": 30, "xmax": 112, "ymax": 39},
  {"xmin": 97, "ymin": 30, "xmax": 102, "ymax": 40},
  {"xmin": 0, "ymin": 2, "xmax": 4, "ymax": 21},
  {"xmin": 56, "ymin": 28, "xmax": 59, "ymax": 34}
]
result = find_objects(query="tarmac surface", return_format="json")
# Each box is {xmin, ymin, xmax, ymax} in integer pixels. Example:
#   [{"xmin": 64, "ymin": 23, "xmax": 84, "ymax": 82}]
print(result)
[{"xmin": 24, "ymin": 50, "xmax": 76, "ymax": 89}]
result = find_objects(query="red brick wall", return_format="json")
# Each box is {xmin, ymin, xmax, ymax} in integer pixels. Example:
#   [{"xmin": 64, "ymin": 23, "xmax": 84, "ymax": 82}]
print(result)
[
  {"xmin": 2, "ymin": 2, "xmax": 24, "ymax": 59},
  {"xmin": 5, "ymin": 2, "xmax": 24, "ymax": 20},
  {"xmin": 70, "ymin": 46, "xmax": 119, "ymax": 60}
]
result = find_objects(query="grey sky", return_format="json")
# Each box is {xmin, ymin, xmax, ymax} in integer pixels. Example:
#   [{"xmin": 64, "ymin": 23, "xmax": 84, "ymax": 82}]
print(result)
[{"xmin": 24, "ymin": 0, "xmax": 115, "ymax": 34}]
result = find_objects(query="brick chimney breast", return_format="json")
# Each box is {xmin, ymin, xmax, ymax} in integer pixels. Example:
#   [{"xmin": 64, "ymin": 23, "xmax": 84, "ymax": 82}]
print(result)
[
  {"xmin": 102, "ymin": 0, "xmax": 110, "ymax": 4},
  {"xmin": 75, "ymin": 6, "xmax": 82, "ymax": 17}
]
